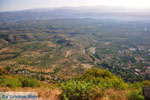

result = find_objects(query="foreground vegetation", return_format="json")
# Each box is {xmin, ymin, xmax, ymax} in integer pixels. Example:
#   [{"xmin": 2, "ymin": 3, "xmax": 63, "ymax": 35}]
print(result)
[
  {"xmin": 60, "ymin": 68, "xmax": 148, "ymax": 100},
  {"xmin": 0, "ymin": 67, "xmax": 149, "ymax": 100}
]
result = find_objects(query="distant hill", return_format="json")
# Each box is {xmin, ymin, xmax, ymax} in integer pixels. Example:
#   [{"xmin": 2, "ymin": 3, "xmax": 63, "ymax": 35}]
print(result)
[{"xmin": 0, "ymin": 6, "xmax": 150, "ymax": 23}]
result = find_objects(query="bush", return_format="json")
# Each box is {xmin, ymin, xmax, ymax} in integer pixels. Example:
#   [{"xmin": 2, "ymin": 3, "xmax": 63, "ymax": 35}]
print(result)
[
  {"xmin": 79, "ymin": 68, "xmax": 128, "ymax": 90},
  {"xmin": 0, "ymin": 75, "xmax": 40, "ymax": 88},
  {"xmin": 111, "ymin": 77, "xmax": 128, "ymax": 90},
  {"xmin": 79, "ymin": 68, "xmax": 113, "ymax": 80},
  {"xmin": 131, "ymin": 80, "xmax": 150, "ymax": 90},
  {"xmin": 126, "ymin": 90, "xmax": 144, "ymax": 100},
  {"xmin": 40, "ymin": 75, "xmax": 45, "ymax": 81},
  {"xmin": 5, "ymin": 66, "xmax": 12, "ymax": 72},
  {"xmin": 60, "ymin": 80, "xmax": 101, "ymax": 100},
  {"xmin": 143, "ymin": 80, "xmax": 150, "ymax": 87},
  {"xmin": 0, "ymin": 75, "xmax": 22, "ymax": 88},
  {"xmin": 60, "ymin": 68, "xmax": 126, "ymax": 100},
  {"xmin": 22, "ymin": 78, "xmax": 40, "ymax": 88},
  {"xmin": 0, "ymin": 67, "xmax": 7, "ymax": 75}
]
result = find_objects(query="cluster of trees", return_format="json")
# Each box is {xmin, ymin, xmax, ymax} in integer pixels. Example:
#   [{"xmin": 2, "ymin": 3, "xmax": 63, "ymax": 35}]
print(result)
[
  {"xmin": 98, "ymin": 62, "xmax": 146, "ymax": 82},
  {"xmin": 0, "ymin": 67, "xmax": 40, "ymax": 88},
  {"xmin": 0, "ymin": 75, "xmax": 40, "ymax": 88}
]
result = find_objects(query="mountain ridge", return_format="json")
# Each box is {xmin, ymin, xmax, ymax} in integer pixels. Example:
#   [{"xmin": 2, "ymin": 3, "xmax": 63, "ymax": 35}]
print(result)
[{"xmin": 0, "ymin": 6, "xmax": 150, "ymax": 23}]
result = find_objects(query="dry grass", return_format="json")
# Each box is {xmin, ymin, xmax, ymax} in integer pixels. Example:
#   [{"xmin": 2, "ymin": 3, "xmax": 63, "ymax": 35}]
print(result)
[
  {"xmin": 0, "ymin": 39, "xmax": 8, "ymax": 44},
  {"xmin": 96, "ymin": 89, "xmax": 129, "ymax": 100},
  {"xmin": 81, "ymin": 63, "xmax": 93, "ymax": 69},
  {"xmin": 0, "ymin": 47, "xmax": 9, "ymax": 54},
  {"xmin": 65, "ymin": 50, "xmax": 72, "ymax": 57},
  {"xmin": 0, "ymin": 84, "xmax": 61, "ymax": 100}
]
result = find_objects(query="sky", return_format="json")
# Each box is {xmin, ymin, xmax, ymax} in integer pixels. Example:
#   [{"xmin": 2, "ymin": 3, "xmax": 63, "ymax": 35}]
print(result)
[{"xmin": 0, "ymin": 0, "xmax": 150, "ymax": 12}]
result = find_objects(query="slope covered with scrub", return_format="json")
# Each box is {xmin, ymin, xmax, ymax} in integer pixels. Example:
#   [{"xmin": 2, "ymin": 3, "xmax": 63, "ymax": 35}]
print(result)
[{"xmin": 0, "ymin": 67, "xmax": 149, "ymax": 100}]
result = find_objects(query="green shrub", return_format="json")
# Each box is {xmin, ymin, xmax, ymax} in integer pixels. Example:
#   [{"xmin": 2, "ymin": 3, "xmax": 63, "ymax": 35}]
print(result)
[
  {"xmin": 143, "ymin": 80, "xmax": 150, "ymax": 87},
  {"xmin": 126, "ymin": 90, "xmax": 144, "ymax": 100},
  {"xmin": 0, "ymin": 75, "xmax": 40, "ymax": 88},
  {"xmin": 22, "ymin": 78, "xmax": 40, "ymax": 88},
  {"xmin": 111, "ymin": 77, "xmax": 128, "ymax": 90},
  {"xmin": 130, "ymin": 82, "xmax": 143, "ymax": 90},
  {"xmin": 0, "ymin": 75, "xmax": 22, "ymax": 88},
  {"xmin": 60, "ymin": 80, "xmax": 100, "ymax": 100},
  {"xmin": 5, "ymin": 66, "xmax": 12, "ymax": 72},
  {"xmin": 79, "ymin": 68, "xmax": 113, "ymax": 80},
  {"xmin": 79, "ymin": 68, "xmax": 128, "ymax": 90},
  {"xmin": 40, "ymin": 75, "xmax": 45, "ymax": 81},
  {"xmin": 131, "ymin": 80, "xmax": 150, "ymax": 90}
]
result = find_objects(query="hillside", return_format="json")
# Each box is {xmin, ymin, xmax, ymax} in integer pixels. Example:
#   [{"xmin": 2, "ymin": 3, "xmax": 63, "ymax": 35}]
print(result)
[
  {"xmin": 0, "ymin": 11, "xmax": 150, "ymax": 99},
  {"xmin": 0, "ymin": 19, "xmax": 150, "ymax": 82}
]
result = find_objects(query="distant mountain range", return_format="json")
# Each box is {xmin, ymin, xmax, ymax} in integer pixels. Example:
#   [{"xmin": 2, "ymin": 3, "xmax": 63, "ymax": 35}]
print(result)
[{"xmin": 0, "ymin": 6, "xmax": 150, "ymax": 23}]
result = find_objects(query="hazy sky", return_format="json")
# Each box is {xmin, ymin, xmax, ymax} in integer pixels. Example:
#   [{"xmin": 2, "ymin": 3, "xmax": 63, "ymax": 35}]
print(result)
[{"xmin": 0, "ymin": 0, "xmax": 150, "ymax": 11}]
